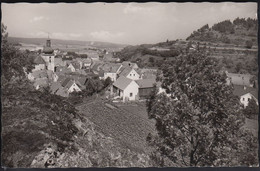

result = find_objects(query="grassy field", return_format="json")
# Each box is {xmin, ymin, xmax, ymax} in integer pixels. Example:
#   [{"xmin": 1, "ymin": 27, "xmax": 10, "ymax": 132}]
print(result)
[{"xmin": 76, "ymin": 99, "xmax": 156, "ymax": 154}]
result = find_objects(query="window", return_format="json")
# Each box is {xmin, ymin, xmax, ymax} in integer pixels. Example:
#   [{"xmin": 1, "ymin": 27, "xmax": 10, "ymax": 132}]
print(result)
[
  {"xmin": 130, "ymin": 93, "xmax": 133, "ymax": 97},
  {"xmin": 242, "ymin": 98, "xmax": 245, "ymax": 101},
  {"xmin": 133, "ymin": 74, "xmax": 135, "ymax": 76},
  {"xmin": 130, "ymin": 74, "xmax": 132, "ymax": 76}
]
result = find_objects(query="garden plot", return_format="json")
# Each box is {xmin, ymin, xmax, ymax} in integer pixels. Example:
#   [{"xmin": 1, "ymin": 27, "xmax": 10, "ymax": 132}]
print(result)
[{"xmin": 76, "ymin": 99, "xmax": 156, "ymax": 154}]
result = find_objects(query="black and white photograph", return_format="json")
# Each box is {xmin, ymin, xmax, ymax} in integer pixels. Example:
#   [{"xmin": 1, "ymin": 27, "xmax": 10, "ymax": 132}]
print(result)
[{"xmin": 1, "ymin": 2, "xmax": 258, "ymax": 168}]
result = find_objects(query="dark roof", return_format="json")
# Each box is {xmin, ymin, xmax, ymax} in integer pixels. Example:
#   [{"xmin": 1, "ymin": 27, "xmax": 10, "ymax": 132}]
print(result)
[
  {"xmin": 233, "ymin": 85, "xmax": 258, "ymax": 99},
  {"xmin": 113, "ymin": 76, "xmax": 133, "ymax": 90},
  {"xmin": 102, "ymin": 63, "xmax": 121, "ymax": 73},
  {"xmin": 34, "ymin": 56, "xmax": 46, "ymax": 65},
  {"xmin": 43, "ymin": 46, "xmax": 54, "ymax": 54},
  {"xmin": 227, "ymin": 73, "xmax": 253, "ymax": 86},
  {"xmin": 70, "ymin": 62, "xmax": 81, "ymax": 70},
  {"xmin": 61, "ymin": 78, "xmax": 71, "ymax": 87},
  {"xmin": 136, "ymin": 78, "xmax": 156, "ymax": 88},
  {"xmin": 119, "ymin": 67, "xmax": 132, "ymax": 77}
]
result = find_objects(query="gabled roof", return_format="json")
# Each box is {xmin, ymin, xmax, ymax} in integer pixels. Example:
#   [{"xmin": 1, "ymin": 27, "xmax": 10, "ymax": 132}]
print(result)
[
  {"xmin": 69, "ymin": 62, "xmax": 81, "ymax": 70},
  {"xmin": 34, "ymin": 55, "xmax": 46, "ymax": 65},
  {"xmin": 119, "ymin": 67, "xmax": 133, "ymax": 77},
  {"xmin": 102, "ymin": 63, "xmax": 121, "ymax": 73},
  {"xmin": 91, "ymin": 63, "xmax": 102, "ymax": 71},
  {"xmin": 61, "ymin": 78, "xmax": 71, "ymax": 87},
  {"xmin": 226, "ymin": 73, "xmax": 253, "ymax": 86},
  {"xmin": 113, "ymin": 76, "xmax": 133, "ymax": 90},
  {"xmin": 50, "ymin": 82, "xmax": 62, "ymax": 93},
  {"xmin": 233, "ymin": 85, "xmax": 258, "ymax": 99},
  {"xmin": 136, "ymin": 78, "xmax": 156, "ymax": 88}
]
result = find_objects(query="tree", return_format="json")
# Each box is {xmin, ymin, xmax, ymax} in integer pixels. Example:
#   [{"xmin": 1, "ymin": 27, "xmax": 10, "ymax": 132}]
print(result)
[
  {"xmin": 243, "ymin": 99, "xmax": 259, "ymax": 119},
  {"xmin": 1, "ymin": 24, "xmax": 78, "ymax": 167},
  {"xmin": 104, "ymin": 77, "xmax": 112, "ymax": 88},
  {"xmin": 146, "ymin": 50, "xmax": 252, "ymax": 166}
]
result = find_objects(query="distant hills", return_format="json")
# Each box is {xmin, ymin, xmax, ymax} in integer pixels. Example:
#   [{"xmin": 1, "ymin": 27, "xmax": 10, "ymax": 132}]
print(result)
[{"xmin": 7, "ymin": 37, "xmax": 128, "ymax": 49}]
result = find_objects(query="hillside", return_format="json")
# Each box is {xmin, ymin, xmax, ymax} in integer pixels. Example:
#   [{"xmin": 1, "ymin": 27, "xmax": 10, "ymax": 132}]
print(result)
[
  {"xmin": 186, "ymin": 17, "xmax": 258, "ymax": 47},
  {"xmin": 8, "ymin": 37, "xmax": 128, "ymax": 49},
  {"xmin": 115, "ymin": 17, "xmax": 258, "ymax": 76}
]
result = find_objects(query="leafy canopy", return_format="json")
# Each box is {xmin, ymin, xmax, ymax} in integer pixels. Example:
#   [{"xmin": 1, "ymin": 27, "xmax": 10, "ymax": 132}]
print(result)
[{"xmin": 146, "ymin": 50, "xmax": 256, "ymax": 166}]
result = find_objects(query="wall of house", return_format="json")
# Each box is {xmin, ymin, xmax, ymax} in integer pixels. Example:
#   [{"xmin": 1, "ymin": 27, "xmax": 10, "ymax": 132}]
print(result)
[
  {"xmin": 33, "ymin": 64, "xmax": 46, "ymax": 72},
  {"xmin": 104, "ymin": 73, "xmax": 117, "ymax": 81},
  {"xmin": 123, "ymin": 81, "xmax": 139, "ymax": 102},
  {"xmin": 126, "ymin": 69, "xmax": 140, "ymax": 80},
  {"xmin": 68, "ymin": 64, "xmax": 76, "ymax": 72},
  {"xmin": 68, "ymin": 83, "xmax": 81, "ymax": 93}
]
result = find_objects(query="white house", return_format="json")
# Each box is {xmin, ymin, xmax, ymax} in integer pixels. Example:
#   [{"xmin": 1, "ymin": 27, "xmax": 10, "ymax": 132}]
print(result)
[
  {"xmin": 67, "ymin": 80, "xmax": 82, "ymax": 93},
  {"xmin": 111, "ymin": 76, "xmax": 139, "ymax": 102},
  {"xmin": 233, "ymin": 85, "xmax": 258, "ymax": 108},
  {"xmin": 119, "ymin": 67, "xmax": 141, "ymax": 80}
]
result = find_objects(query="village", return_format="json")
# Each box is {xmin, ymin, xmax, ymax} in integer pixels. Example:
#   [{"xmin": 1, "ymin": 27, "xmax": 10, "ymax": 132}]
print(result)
[{"xmin": 25, "ymin": 37, "xmax": 258, "ymax": 108}]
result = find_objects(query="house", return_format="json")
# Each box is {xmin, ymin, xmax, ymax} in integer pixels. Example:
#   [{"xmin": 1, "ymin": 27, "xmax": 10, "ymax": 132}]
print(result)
[
  {"xmin": 103, "ymin": 63, "xmax": 122, "ymax": 81},
  {"xmin": 33, "ymin": 77, "xmax": 49, "ymax": 90},
  {"xmin": 111, "ymin": 76, "xmax": 139, "ymax": 102},
  {"xmin": 136, "ymin": 78, "xmax": 156, "ymax": 99},
  {"xmin": 226, "ymin": 72, "xmax": 254, "ymax": 87},
  {"xmin": 54, "ymin": 57, "xmax": 66, "ymax": 67},
  {"xmin": 233, "ymin": 85, "xmax": 258, "ymax": 107},
  {"xmin": 50, "ymin": 82, "xmax": 69, "ymax": 97},
  {"xmin": 118, "ymin": 67, "xmax": 141, "ymax": 80},
  {"xmin": 68, "ymin": 62, "xmax": 81, "ymax": 72},
  {"xmin": 32, "ymin": 55, "xmax": 46, "ymax": 71},
  {"xmin": 75, "ymin": 58, "xmax": 92, "ymax": 69},
  {"xmin": 60, "ymin": 77, "xmax": 83, "ymax": 93},
  {"xmin": 28, "ymin": 70, "xmax": 48, "ymax": 81}
]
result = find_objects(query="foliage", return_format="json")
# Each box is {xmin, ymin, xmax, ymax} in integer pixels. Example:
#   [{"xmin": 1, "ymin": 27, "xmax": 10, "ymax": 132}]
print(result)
[
  {"xmin": 243, "ymin": 99, "xmax": 259, "ymax": 119},
  {"xmin": 1, "ymin": 23, "xmax": 78, "ymax": 167},
  {"xmin": 212, "ymin": 20, "xmax": 234, "ymax": 34},
  {"xmin": 146, "ymin": 50, "xmax": 256, "ymax": 166}
]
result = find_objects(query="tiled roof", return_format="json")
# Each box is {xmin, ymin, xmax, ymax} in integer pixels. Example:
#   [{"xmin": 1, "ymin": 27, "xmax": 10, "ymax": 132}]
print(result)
[
  {"xmin": 33, "ymin": 78, "xmax": 49, "ymax": 87},
  {"xmin": 136, "ymin": 78, "xmax": 156, "ymax": 88},
  {"xmin": 31, "ymin": 70, "xmax": 48, "ymax": 79},
  {"xmin": 61, "ymin": 78, "xmax": 71, "ymax": 87},
  {"xmin": 226, "ymin": 73, "xmax": 253, "ymax": 86},
  {"xmin": 70, "ymin": 62, "xmax": 81, "ymax": 70},
  {"xmin": 50, "ymin": 82, "xmax": 62, "ymax": 93},
  {"xmin": 113, "ymin": 76, "xmax": 133, "ymax": 90},
  {"xmin": 119, "ymin": 67, "xmax": 132, "ymax": 77},
  {"xmin": 34, "ymin": 55, "xmax": 46, "ymax": 65},
  {"xmin": 233, "ymin": 85, "xmax": 258, "ymax": 99},
  {"xmin": 103, "ymin": 63, "xmax": 121, "ymax": 73}
]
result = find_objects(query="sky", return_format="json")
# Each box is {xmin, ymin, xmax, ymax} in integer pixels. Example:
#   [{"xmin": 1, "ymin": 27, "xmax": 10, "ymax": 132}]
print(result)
[{"xmin": 1, "ymin": 2, "xmax": 257, "ymax": 45}]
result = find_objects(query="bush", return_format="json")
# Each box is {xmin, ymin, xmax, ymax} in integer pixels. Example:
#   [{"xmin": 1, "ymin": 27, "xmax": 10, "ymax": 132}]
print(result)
[{"xmin": 245, "ymin": 40, "xmax": 253, "ymax": 49}]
